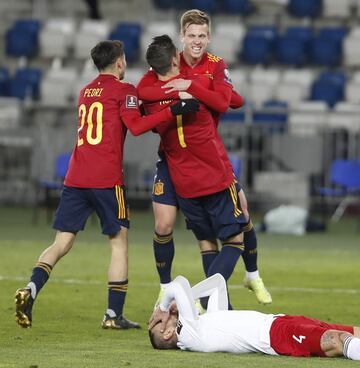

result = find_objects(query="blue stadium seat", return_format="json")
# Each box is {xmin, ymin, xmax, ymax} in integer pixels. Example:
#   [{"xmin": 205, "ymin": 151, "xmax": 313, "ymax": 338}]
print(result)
[
  {"xmin": 221, "ymin": 111, "xmax": 245, "ymax": 122},
  {"xmin": 191, "ymin": 0, "xmax": 217, "ymax": 13},
  {"xmin": 310, "ymin": 27, "xmax": 347, "ymax": 66},
  {"xmin": 0, "ymin": 67, "xmax": 10, "ymax": 96},
  {"xmin": 223, "ymin": 0, "xmax": 253, "ymax": 15},
  {"xmin": 8, "ymin": 68, "xmax": 42, "ymax": 100},
  {"xmin": 253, "ymin": 100, "xmax": 288, "ymax": 132},
  {"xmin": 317, "ymin": 159, "xmax": 360, "ymax": 221},
  {"xmin": 152, "ymin": 0, "xmax": 174, "ymax": 9},
  {"xmin": 35, "ymin": 152, "xmax": 71, "ymax": 223},
  {"xmin": 5, "ymin": 19, "xmax": 41, "ymax": 57},
  {"xmin": 310, "ymin": 71, "xmax": 346, "ymax": 108},
  {"xmin": 173, "ymin": 0, "xmax": 192, "ymax": 10},
  {"xmin": 276, "ymin": 27, "xmax": 313, "ymax": 66},
  {"xmin": 228, "ymin": 153, "xmax": 241, "ymax": 180},
  {"xmin": 109, "ymin": 23, "xmax": 142, "ymax": 63},
  {"xmin": 288, "ymin": 0, "xmax": 322, "ymax": 18},
  {"xmin": 242, "ymin": 26, "xmax": 278, "ymax": 65}
]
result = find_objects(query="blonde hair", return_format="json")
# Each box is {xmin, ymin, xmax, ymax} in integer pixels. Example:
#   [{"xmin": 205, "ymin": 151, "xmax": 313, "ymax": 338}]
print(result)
[{"xmin": 180, "ymin": 9, "xmax": 211, "ymax": 35}]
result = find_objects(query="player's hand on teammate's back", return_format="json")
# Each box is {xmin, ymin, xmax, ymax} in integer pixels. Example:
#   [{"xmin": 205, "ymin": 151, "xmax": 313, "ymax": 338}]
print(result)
[
  {"xmin": 148, "ymin": 307, "xmax": 170, "ymax": 332},
  {"xmin": 179, "ymin": 91, "xmax": 193, "ymax": 99},
  {"xmin": 163, "ymin": 78, "xmax": 191, "ymax": 93},
  {"xmin": 170, "ymin": 99, "xmax": 199, "ymax": 116}
]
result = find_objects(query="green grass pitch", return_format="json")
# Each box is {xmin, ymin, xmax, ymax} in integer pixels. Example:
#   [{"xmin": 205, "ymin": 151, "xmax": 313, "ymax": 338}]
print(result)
[{"xmin": 0, "ymin": 208, "xmax": 359, "ymax": 368}]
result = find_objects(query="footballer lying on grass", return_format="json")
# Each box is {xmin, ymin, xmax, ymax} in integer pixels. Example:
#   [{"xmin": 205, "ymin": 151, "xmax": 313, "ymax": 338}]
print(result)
[{"xmin": 148, "ymin": 274, "xmax": 360, "ymax": 360}]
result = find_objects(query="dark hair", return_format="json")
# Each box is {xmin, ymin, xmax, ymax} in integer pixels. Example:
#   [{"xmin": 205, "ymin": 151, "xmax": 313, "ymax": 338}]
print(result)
[
  {"xmin": 148, "ymin": 329, "xmax": 174, "ymax": 350},
  {"xmin": 146, "ymin": 35, "xmax": 177, "ymax": 76},
  {"xmin": 91, "ymin": 40, "xmax": 124, "ymax": 72}
]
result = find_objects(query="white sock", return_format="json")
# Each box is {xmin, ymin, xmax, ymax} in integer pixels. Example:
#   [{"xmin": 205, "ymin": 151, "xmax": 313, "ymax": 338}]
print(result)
[
  {"xmin": 343, "ymin": 336, "xmax": 360, "ymax": 360},
  {"xmin": 26, "ymin": 282, "xmax": 37, "ymax": 299},
  {"xmin": 245, "ymin": 271, "xmax": 259, "ymax": 281},
  {"xmin": 106, "ymin": 309, "xmax": 116, "ymax": 318},
  {"xmin": 160, "ymin": 282, "xmax": 171, "ymax": 290}
]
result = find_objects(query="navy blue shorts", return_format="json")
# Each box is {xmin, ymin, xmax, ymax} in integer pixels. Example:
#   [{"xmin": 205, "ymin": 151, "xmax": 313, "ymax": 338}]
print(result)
[
  {"xmin": 176, "ymin": 181, "xmax": 247, "ymax": 241},
  {"xmin": 151, "ymin": 156, "xmax": 241, "ymax": 207},
  {"xmin": 152, "ymin": 157, "xmax": 178, "ymax": 207},
  {"xmin": 53, "ymin": 185, "xmax": 129, "ymax": 236}
]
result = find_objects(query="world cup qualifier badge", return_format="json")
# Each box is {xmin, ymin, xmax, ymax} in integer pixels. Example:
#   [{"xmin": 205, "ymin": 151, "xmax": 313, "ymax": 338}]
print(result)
[{"xmin": 126, "ymin": 95, "xmax": 138, "ymax": 108}]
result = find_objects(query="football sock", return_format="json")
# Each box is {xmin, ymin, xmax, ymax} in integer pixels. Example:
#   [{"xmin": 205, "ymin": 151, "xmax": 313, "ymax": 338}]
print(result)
[
  {"xmin": 245, "ymin": 270, "xmax": 260, "ymax": 281},
  {"xmin": 201, "ymin": 250, "xmax": 219, "ymax": 276},
  {"xmin": 242, "ymin": 221, "xmax": 258, "ymax": 272},
  {"xmin": 207, "ymin": 242, "xmax": 244, "ymax": 281},
  {"xmin": 27, "ymin": 261, "xmax": 53, "ymax": 299},
  {"xmin": 153, "ymin": 232, "xmax": 174, "ymax": 284},
  {"xmin": 343, "ymin": 336, "xmax": 360, "ymax": 360},
  {"xmin": 108, "ymin": 280, "xmax": 128, "ymax": 317}
]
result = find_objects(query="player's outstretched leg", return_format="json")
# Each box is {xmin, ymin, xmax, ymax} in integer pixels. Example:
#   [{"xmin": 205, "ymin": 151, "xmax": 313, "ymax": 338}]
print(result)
[
  {"xmin": 14, "ymin": 232, "xmax": 76, "ymax": 328},
  {"xmin": 15, "ymin": 261, "xmax": 53, "ymax": 328}
]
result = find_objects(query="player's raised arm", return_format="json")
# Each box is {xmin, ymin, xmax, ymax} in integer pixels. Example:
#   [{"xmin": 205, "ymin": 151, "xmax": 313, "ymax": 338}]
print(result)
[
  {"xmin": 190, "ymin": 274, "xmax": 229, "ymax": 313},
  {"xmin": 137, "ymin": 69, "xmax": 180, "ymax": 102},
  {"xmin": 162, "ymin": 60, "xmax": 234, "ymax": 113},
  {"xmin": 120, "ymin": 84, "xmax": 199, "ymax": 136}
]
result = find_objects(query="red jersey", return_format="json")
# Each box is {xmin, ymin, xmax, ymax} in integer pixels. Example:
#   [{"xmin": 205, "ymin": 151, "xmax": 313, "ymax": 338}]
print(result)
[
  {"xmin": 137, "ymin": 52, "xmax": 243, "ymax": 113},
  {"xmin": 137, "ymin": 52, "xmax": 243, "ymax": 190},
  {"xmin": 65, "ymin": 74, "xmax": 173, "ymax": 188},
  {"xmin": 142, "ymin": 75, "xmax": 234, "ymax": 198}
]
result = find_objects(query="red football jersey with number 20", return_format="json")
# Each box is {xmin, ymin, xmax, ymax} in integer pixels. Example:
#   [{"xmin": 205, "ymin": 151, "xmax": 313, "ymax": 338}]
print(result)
[{"xmin": 65, "ymin": 74, "xmax": 172, "ymax": 188}]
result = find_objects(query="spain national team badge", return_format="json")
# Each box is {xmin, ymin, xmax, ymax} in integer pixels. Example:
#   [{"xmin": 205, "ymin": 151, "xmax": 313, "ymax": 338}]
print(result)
[
  {"xmin": 126, "ymin": 95, "xmax": 138, "ymax": 108},
  {"xmin": 153, "ymin": 180, "xmax": 164, "ymax": 195}
]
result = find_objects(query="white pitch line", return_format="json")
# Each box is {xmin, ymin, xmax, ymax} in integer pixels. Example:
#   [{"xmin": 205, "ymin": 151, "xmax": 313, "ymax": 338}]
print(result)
[{"xmin": 1, "ymin": 275, "xmax": 359, "ymax": 295}]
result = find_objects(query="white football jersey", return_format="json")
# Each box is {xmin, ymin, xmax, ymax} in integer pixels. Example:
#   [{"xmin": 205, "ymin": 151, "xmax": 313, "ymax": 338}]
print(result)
[
  {"xmin": 177, "ymin": 310, "xmax": 279, "ymax": 354},
  {"xmin": 159, "ymin": 275, "xmax": 279, "ymax": 355}
]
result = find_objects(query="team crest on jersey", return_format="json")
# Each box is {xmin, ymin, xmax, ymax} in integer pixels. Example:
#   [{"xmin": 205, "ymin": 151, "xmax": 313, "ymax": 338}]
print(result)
[
  {"xmin": 224, "ymin": 68, "xmax": 232, "ymax": 84},
  {"xmin": 126, "ymin": 95, "xmax": 138, "ymax": 108},
  {"xmin": 153, "ymin": 180, "xmax": 164, "ymax": 195}
]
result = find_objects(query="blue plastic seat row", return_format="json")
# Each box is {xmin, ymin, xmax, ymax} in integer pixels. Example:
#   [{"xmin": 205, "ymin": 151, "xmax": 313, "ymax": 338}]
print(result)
[
  {"xmin": 152, "ymin": 0, "xmax": 253, "ymax": 14},
  {"xmin": 242, "ymin": 26, "xmax": 348, "ymax": 67},
  {"xmin": 153, "ymin": 0, "xmax": 322, "ymax": 17},
  {"xmin": 0, "ymin": 67, "xmax": 42, "ymax": 100}
]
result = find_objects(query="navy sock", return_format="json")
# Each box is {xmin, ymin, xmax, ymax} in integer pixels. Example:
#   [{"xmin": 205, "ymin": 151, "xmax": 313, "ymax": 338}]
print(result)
[
  {"xmin": 207, "ymin": 242, "xmax": 244, "ymax": 281},
  {"xmin": 242, "ymin": 221, "xmax": 258, "ymax": 272},
  {"xmin": 29, "ymin": 262, "xmax": 53, "ymax": 298},
  {"xmin": 153, "ymin": 232, "xmax": 174, "ymax": 284},
  {"xmin": 108, "ymin": 280, "xmax": 128, "ymax": 317},
  {"xmin": 201, "ymin": 250, "xmax": 219, "ymax": 277}
]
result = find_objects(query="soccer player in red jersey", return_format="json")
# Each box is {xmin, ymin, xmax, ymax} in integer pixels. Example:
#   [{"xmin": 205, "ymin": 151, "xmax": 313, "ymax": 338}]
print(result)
[
  {"xmin": 143, "ymin": 35, "xmax": 248, "ymax": 309},
  {"xmin": 148, "ymin": 274, "xmax": 360, "ymax": 361},
  {"xmin": 137, "ymin": 10, "xmax": 271, "ymax": 306},
  {"xmin": 14, "ymin": 40, "xmax": 199, "ymax": 330}
]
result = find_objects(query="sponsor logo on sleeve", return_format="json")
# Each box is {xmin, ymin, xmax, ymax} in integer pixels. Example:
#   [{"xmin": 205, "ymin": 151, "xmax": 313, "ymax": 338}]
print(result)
[
  {"xmin": 126, "ymin": 95, "xmax": 138, "ymax": 108},
  {"xmin": 224, "ymin": 68, "xmax": 232, "ymax": 84}
]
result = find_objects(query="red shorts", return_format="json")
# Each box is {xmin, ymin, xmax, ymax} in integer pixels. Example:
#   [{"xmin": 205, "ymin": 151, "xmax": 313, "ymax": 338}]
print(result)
[{"xmin": 270, "ymin": 315, "xmax": 354, "ymax": 357}]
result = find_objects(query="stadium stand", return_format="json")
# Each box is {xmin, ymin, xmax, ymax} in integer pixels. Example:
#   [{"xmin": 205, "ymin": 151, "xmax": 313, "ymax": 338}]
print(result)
[
  {"xmin": 1, "ymin": 0, "xmax": 360, "ymax": 211},
  {"xmin": 39, "ymin": 18, "xmax": 76, "ymax": 58}
]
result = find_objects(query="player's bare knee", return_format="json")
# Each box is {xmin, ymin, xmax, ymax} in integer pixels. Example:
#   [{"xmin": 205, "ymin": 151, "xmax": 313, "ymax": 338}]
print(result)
[
  {"xmin": 320, "ymin": 330, "xmax": 344, "ymax": 357},
  {"xmin": 154, "ymin": 221, "xmax": 174, "ymax": 235}
]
